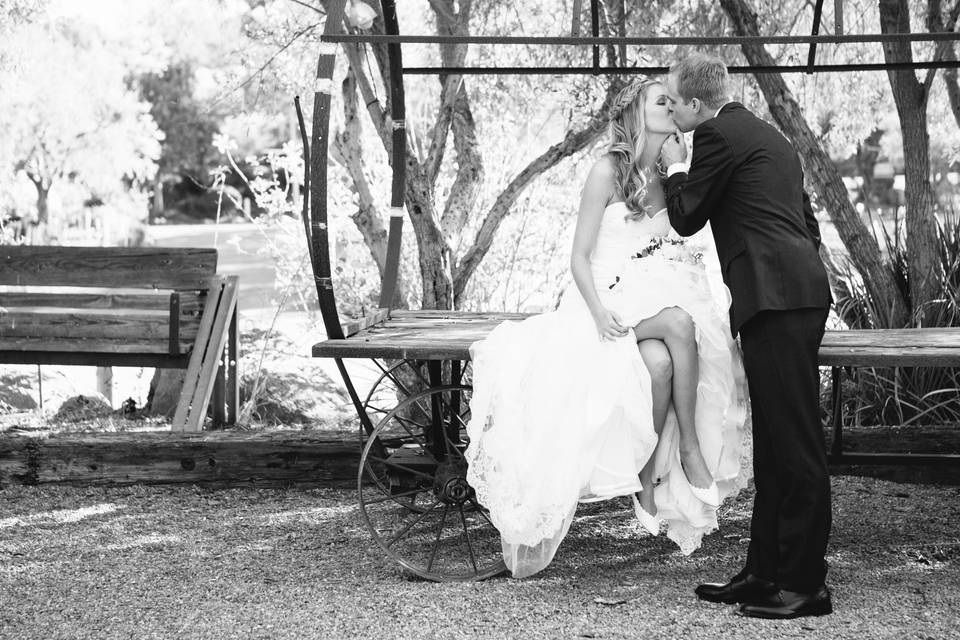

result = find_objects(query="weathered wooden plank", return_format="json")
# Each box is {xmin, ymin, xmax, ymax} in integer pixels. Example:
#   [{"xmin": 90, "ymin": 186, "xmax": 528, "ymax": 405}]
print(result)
[
  {"xmin": 341, "ymin": 307, "xmax": 391, "ymax": 337},
  {"xmin": 0, "ymin": 312, "xmax": 199, "ymax": 344},
  {"xmin": 0, "ymin": 430, "xmax": 358, "ymax": 488},
  {"xmin": 0, "ymin": 246, "xmax": 217, "ymax": 289},
  {"xmin": 0, "ymin": 290, "xmax": 204, "ymax": 313},
  {"xmin": 180, "ymin": 276, "xmax": 238, "ymax": 432},
  {"xmin": 820, "ymin": 329, "xmax": 960, "ymax": 348},
  {"xmin": 312, "ymin": 312, "xmax": 960, "ymax": 364},
  {"xmin": 0, "ymin": 336, "xmax": 194, "ymax": 355},
  {"xmin": 818, "ymin": 347, "xmax": 960, "ymax": 367}
]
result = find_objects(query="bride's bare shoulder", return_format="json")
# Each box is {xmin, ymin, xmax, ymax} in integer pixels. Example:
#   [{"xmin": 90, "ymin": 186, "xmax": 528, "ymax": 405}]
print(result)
[{"xmin": 583, "ymin": 155, "xmax": 618, "ymax": 193}]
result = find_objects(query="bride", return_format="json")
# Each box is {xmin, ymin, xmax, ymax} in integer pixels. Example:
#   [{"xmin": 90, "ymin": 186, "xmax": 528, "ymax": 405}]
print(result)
[{"xmin": 463, "ymin": 77, "xmax": 751, "ymax": 578}]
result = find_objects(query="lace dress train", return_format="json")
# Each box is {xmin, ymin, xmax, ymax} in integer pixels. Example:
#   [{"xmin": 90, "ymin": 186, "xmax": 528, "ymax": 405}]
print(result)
[{"xmin": 464, "ymin": 204, "xmax": 751, "ymax": 578}]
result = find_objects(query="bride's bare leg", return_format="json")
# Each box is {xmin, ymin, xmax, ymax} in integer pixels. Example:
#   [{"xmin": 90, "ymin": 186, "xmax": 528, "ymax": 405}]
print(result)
[
  {"xmin": 631, "ymin": 307, "xmax": 714, "ymax": 490},
  {"xmin": 636, "ymin": 339, "xmax": 672, "ymax": 515}
]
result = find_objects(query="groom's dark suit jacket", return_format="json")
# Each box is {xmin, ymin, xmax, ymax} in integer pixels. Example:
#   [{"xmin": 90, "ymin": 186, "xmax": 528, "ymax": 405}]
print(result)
[{"xmin": 665, "ymin": 102, "xmax": 831, "ymax": 334}]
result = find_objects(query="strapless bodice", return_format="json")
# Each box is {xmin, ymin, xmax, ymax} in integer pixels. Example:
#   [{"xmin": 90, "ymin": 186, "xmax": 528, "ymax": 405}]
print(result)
[{"xmin": 591, "ymin": 202, "xmax": 671, "ymax": 287}]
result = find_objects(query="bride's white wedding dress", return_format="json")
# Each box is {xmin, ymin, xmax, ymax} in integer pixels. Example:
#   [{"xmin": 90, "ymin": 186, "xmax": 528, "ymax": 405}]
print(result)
[{"xmin": 464, "ymin": 202, "xmax": 752, "ymax": 578}]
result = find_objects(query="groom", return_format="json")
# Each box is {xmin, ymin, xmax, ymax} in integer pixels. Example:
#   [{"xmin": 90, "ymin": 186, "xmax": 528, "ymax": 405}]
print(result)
[{"xmin": 660, "ymin": 53, "xmax": 834, "ymax": 620}]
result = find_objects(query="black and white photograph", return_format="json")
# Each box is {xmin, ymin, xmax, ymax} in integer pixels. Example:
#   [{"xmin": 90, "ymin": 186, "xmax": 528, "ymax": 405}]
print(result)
[{"xmin": 1, "ymin": 1, "xmax": 959, "ymax": 638}]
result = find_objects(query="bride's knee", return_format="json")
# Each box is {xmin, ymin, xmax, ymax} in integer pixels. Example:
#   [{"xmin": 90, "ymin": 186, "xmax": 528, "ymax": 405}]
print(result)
[{"xmin": 661, "ymin": 307, "xmax": 695, "ymax": 343}]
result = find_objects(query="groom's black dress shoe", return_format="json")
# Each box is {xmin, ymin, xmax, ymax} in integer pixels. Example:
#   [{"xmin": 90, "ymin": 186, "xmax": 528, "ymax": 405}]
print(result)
[
  {"xmin": 695, "ymin": 574, "xmax": 776, "ymax": 604},
  {"xmin": 738, "ymin": 586, "xmax": 833, "ymax": 619}
]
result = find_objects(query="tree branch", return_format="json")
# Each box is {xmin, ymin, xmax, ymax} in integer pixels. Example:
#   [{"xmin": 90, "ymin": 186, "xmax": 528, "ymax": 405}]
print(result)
[
  {"xmin": 425, "ymin": 0, "xmax": 472, "ymax": 184},
  {"xmin": 440, "ymin": 84, "xmax": 483, "ymax": 240},
  {"xmin": 340, "ymin": 41, "xmax": 391, "ymax": 151},
  {"xmin": 452, "ymin": 83, "xmax": 624, "ymax": 303},
  {"xmin": 927, "ymin": 0, "xmax": 960, "ymax": 127},
  {"xmin": 331, "ymin": 72, "xmax": 392, "ymax": 280}
]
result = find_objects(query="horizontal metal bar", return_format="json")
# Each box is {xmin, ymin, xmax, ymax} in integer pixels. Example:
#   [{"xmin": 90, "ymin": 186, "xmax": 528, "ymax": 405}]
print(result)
[
  {"xmin": 402, "ymin": 60, "xmax": 960, "ymax": 75},
  {"xmin": 322, "ymin": 32, "xmax": 960, "ymax": 46}
]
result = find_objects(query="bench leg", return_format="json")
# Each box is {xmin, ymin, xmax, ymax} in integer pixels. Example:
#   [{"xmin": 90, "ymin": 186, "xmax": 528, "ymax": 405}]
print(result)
[
  {"xmin": 830, "ymin": 366, "xmax": 844, "ymax": 460},
  {"xmin": 212, "ymin": 357, "xmax": 226, "ymax": 427},
  {"xmin": 227, "ymin": 305, "xmax": 239, "ymax": 425}
]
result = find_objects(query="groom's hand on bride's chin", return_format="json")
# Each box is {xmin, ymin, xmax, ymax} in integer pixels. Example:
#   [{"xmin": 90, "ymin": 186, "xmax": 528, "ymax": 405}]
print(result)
[{"xmin": 660, "ymin": 133, "xmax": 685, "ymax": 166}]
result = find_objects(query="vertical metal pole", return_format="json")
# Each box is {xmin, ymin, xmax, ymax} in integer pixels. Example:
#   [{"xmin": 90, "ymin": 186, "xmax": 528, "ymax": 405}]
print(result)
[
  {"xmin": 311, "ymin": 0, "xmax": 347, "ymax": 341},
  {"xmin": 448, "ymin": 360, "xmax": 461, "ymax": 447},
  {"xmin": 834, "ymin": 0, "xmax": 843, "ymax": 35},
  {"xmin": 572, "ymin": 0, "xmax": 583, "ymax": 36},
  {"xmin": 830, "ymin": 366, "xmax": 844, "ymax": 460},
  {"xmin": 428, "ymin": 361, "xmax": 445, "ymax": 460},
  {"xmin": 378, "ymin": 0, "xmax": 406, "ymax": 311},
  {"xmin": 807, "ymin": 0, "xmax": 825, "ymax": 74},
  {"xmin": 590, "ymin": 0, "xmax": 600, "ymax": 74}
]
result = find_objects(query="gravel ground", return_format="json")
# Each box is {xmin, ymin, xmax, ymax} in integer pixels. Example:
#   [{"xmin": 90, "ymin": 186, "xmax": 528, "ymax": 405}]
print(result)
[{"xmin": 1, "ymin": 477, "xmax": 958, "ymax": 640}]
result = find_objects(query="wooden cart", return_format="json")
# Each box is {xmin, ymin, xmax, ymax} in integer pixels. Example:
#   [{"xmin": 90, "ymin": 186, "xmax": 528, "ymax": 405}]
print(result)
[{"xmin": 301, "ymin": 1, "xmax": 960, "ymax": 581}]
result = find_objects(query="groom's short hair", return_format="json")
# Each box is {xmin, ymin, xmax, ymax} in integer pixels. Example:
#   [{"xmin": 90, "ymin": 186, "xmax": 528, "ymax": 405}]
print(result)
[{"xmin": 669, "ymin": 54, "xmax": 730, "ymax": 110}]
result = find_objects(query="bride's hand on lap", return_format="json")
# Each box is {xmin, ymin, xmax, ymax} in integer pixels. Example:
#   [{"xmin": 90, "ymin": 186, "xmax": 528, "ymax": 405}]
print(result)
[{"xmin": 593, "ymin": 307, "xmax": 629, "ymax": 341}]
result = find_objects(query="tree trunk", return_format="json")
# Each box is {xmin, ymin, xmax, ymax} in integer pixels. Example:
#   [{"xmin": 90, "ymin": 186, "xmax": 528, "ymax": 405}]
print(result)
[
  {"xmin": 151, "ymin": 173, "xmax": 164, "ymax": 222},
  {"xmin": 145, "ymin": 368, "xmax": 186, "ymax": 419},
  {"xmin": 880, "ymin": 0, "xmax": 943, "ymax": 322},
  {"xmin": 406, "ymin": 163, "xmax": 455, "ymax": 310},
  {"xmin": 720, "ymin": 0, "xmax": 909, "ymax": 327}
]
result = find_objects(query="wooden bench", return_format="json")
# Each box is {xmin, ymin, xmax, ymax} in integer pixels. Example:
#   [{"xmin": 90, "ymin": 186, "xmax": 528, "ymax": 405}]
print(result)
[
  {"xmin": 0, "ymin": 246, "xmax": 239, "ymax": 432},
  {"xmin": 819, "ymin": 328, "xmax": 960, "ymax": 466},
  {"xmin": 314, "ymin": 311, "xmax": 960, "ymax": 465}
]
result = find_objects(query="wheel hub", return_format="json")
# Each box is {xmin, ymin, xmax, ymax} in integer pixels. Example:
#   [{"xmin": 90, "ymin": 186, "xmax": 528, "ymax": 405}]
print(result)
[{"xmin": 434, "ymin": 459, "xmax": 473, "ymax": 505}]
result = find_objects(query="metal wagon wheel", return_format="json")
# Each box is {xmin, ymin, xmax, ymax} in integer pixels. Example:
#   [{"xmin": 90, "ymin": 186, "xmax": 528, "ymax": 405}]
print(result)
[
  {"xmin": 361, "ymin": 359, "xmax": 473, "ymax": 428},
  {"xmin": 357, "ymin": 383, "xmax": 506, "ymax": 582}
]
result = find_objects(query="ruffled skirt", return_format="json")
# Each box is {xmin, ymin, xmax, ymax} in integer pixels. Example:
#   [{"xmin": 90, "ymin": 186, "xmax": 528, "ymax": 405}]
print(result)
[{"xmin": 465, "ymin": 256, "xmax": 751, "ymax": 577}]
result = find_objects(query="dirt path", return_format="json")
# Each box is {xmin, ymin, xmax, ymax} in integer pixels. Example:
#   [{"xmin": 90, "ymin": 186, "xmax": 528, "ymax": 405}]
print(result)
[{"xmin": 1, "ymin": 476, "xmax": 957, "ymax": 639}]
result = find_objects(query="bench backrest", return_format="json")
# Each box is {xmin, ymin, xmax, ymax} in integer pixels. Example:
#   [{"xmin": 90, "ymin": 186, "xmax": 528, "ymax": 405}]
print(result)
[
  {"xmin": 0, "ymin": 246, "xmax": 217, "ymax": 289},
  {"xmin": 0, "ymin": 246, "xmax": 220, "ymax": 362}
]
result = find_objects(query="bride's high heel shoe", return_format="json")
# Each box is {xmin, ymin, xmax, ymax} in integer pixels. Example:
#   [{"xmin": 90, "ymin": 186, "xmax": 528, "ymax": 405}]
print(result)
[
  {"xmin": 631, "ymin": 493, "xmax": 662, "ymax": 536},
  {"xmin": 680, "ymin": 451, "xmax": 721, "ymax": 507},
  {"xmin": 689, "ymin": 481, "xmax": 721, "ymax": 507}
]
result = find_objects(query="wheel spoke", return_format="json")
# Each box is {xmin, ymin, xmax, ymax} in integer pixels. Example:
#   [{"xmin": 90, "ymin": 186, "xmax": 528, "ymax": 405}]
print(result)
[
  {"xmin": 393, "ymin": 413, "xmax": 431, "ymax": 436},
  {"xmin": 468, "ymin": 498, "xmax": 496, "ymax": 529},
  {"xmin": 366, "ymin": 455, "xmax": 436, "ymax": 482},
  {"xmin": 458, "ymin": 504, "xmax": 479, "ymax": 573},
  {"xmin": 426, "ymin": 504, "xmax": 451, "ymax": 573},
  {"xmin": 386, "ymin": 498, "xmax": 442, "ymax": 548},
  {"xmin": 361, "ymin": 487, "xmax": 423, "ymax": 505}
]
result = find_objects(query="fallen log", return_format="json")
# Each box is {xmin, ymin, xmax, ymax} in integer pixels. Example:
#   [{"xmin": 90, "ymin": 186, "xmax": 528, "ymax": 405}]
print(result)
[
  {"xmin": 0, "ymin": 429, "xmax": 361, "ymax": 488},
  {"xmin": 1, "ymin": 425, "xmax": 957, "ymax": 488}
]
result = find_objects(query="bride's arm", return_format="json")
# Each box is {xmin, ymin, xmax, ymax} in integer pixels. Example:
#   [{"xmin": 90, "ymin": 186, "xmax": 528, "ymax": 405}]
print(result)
[{"xmin": 570, "ymin": 159, "xmax": 628, "ymax": 340}]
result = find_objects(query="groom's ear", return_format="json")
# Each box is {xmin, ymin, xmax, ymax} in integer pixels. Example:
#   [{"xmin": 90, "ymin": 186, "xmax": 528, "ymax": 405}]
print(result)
[{"xmin": 690, "ymin": 97, "xmax": 701, "ymax": 113}]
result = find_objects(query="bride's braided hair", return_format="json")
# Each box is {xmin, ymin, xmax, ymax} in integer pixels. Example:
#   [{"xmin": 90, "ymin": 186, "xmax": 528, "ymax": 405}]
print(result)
[{"xmin": 606, "ymin": 77, "xmax": 661, "ymax": 220}]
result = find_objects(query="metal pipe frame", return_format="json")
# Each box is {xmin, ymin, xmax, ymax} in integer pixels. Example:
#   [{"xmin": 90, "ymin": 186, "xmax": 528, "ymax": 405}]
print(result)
[{"xmin": 322, "ymin": 32, "xmax": 960, "ymax": 46}]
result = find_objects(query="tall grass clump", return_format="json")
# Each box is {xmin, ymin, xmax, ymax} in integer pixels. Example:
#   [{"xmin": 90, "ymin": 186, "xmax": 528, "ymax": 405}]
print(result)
[{"xmin": 832, "ymin": 207, "xmax": 960, "ymax": 427}]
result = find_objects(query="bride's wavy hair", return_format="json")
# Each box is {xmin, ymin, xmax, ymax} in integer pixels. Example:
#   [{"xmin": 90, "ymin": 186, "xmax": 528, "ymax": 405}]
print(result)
[{"xmin": 606, "ymin": 78, "xmax": 662, "ymax": 220}]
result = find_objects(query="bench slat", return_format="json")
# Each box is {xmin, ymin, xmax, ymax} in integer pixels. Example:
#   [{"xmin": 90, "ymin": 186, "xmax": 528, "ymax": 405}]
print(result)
[
  {"xmin": 820, "ymin": 328, "xmax": 960, "ymax": 348},
  {"xmin": 818, "ymin": 346, "xmax": 960, "ymax": 367},
  {"xmin": 0, "ymin": 336, "xmax": 194, "ymax": 354},
  {"xmin": 0, "ymin": 310, "xmax": 200, "ymax": 349},
  {"xmin": 0, "ymin": 290, "xmax": 204, "ymax": 313},
  {"xmin": 312, "ymin": 311, "xmax": 960, "ymax": 363},
  {"xmin": 0, "ymin": 247, "xmax": 218, "ymax": 289}
]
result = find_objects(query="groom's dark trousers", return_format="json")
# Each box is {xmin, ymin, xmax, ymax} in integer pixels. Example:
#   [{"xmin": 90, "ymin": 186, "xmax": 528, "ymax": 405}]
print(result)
[
  {"xmin": 666, "ymin": 102, "xmax": 833, "ymax": 593},
  {"xmin": 739, "ymin": 307, "xmax": 830, "ymax": 592}
]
